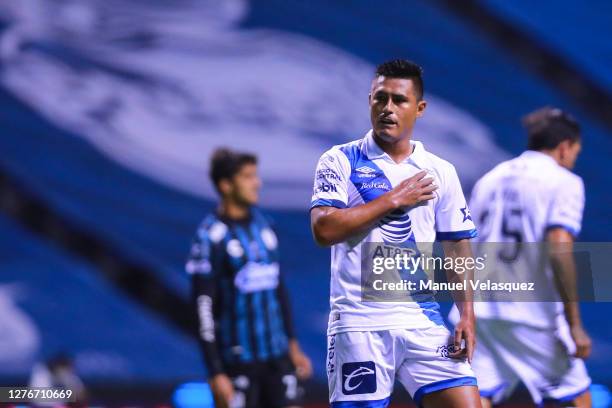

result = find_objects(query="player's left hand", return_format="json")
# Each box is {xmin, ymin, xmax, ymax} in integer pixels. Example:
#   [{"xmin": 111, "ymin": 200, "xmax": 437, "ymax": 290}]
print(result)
[
  {"xmin": 570, "ymin": 324, "xmax": 592, "ymax": 359},
  {"xmin": 288, "ymin": 339, "xmax": 313, "ymax": 380},
  {"xmin": 449, "ymin": 312, "xmax": 476, "ymax": 363}
]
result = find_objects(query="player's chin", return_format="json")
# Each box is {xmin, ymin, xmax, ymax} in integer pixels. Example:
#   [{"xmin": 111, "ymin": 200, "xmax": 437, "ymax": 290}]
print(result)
[
  {"xmin": 237, "ymin": 192, "xmax": 258, "ymax": 207},
  {"xmin": 246, "ymin": 194, "xmax": 259, "ymax": 206},
  {"xmin": 374, "ymin": 126, "xmax": 402, "ymax": 141}
]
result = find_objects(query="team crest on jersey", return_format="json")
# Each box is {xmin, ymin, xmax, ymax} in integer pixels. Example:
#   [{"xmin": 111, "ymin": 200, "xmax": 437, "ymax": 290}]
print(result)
[
  {"xmin": 260, "ymin": 228, "xmax": 278, "ymax": 250},
  {"xmin": 342, "ymin": 361, "xmax": 377, "ymax": 395}
]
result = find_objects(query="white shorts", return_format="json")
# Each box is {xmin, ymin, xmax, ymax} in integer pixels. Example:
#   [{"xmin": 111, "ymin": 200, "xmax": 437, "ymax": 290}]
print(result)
[
  {"xmin": 474, "ymin": 319, "xmax": 591, "ymax": 405},
  {"xmin": 326, "ymin": 325, "xmax": 476, "ymax": 406}
]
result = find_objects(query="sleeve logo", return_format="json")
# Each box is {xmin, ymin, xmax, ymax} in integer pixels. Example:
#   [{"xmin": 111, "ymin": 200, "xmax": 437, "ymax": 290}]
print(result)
[
  {"xmin": 460, "ymin": 206, "xmax": 472, "ymax": 222},
  {"xmin": 315, "ymin": 183, "xmax": 338, "ymax": 193}
]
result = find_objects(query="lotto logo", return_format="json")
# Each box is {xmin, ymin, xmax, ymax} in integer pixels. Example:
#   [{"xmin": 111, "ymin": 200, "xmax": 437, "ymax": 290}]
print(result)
[{"xmin": 341, "ymin": 361, "xmax": 377, "ymax": 395}]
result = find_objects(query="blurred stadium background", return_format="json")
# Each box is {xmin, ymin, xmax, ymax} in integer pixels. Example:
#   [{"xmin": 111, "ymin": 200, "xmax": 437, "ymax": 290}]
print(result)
[{"xmin": 0, "ymin": 0, "xmax": 611, "ymax": 407}]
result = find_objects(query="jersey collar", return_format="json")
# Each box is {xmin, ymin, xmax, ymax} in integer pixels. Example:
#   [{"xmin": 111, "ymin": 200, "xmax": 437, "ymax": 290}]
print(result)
[
  {"xmin": 520, "ymin": 150, "xmax": 558, "ymax": 166},
  {"xmin": 365, "ymin": 130, "xmax": 428, "ymax": 167},
  {"xmin": 216, "ymin": 208, "xmax": 253, "ymax": 225}
]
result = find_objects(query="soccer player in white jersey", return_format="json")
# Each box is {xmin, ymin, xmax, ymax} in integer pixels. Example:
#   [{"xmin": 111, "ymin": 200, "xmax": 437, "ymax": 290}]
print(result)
[
  {"xmin": 457, "ymin": 107, "xmax": 592, "ymax": 407},
  {"xmin": 310, "ymin": 59, "xmax": 481, "ymax": 407}
]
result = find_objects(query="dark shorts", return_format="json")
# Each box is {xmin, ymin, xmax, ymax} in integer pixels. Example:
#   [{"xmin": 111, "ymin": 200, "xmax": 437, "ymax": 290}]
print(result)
[{"xmin": 226, "ymin": 355, "xmax": 304, "ymax": 408}]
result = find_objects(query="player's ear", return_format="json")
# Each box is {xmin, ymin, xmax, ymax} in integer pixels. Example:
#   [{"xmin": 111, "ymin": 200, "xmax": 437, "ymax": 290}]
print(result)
[
  {"xmin": 368, "ymin": 92, "xmax": 372, "ymax": 105},
  {"xmin": 554, "ymin": 140, "xmax": 572, "ymax": 168},
  {"xmin": 218, "ymin": 178, "xmax": 233, "ymax": 197},
  {"xmin": 558, "ymin": 139, "xmax": 569, "ymax": 156},
  {"xmin": 416, "ymin": 99, "xmax": 427, "ymax": 117}
]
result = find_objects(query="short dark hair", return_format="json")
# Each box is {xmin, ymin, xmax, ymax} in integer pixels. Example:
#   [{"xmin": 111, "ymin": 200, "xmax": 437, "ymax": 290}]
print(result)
[
  {"xmin": 209, "ymin": 148, "xmax": 257, "ymax": 193},
  {"xmin": 375, "ymin": 59, "xmax": 424, "ymax": 100},
  {"xmin": 522, "ymin": 107, "xmax": 580, "ymax": 151}
]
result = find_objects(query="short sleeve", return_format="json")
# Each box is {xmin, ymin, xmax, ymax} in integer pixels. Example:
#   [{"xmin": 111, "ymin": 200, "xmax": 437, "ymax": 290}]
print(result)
[
  {"xmin": 435, "ymin": 164, "xmax": 478, "ymax": 241},
  {"xmin": 310, "ymin": 148, "xmax": 350, "ymax": 210},
  {"xmin": 546, "ymin": 175, "xmax": 584, "ymax": 237},
  {"xmin": 186, "ymin": 225, "xmax": 213, "ymax": 275}
]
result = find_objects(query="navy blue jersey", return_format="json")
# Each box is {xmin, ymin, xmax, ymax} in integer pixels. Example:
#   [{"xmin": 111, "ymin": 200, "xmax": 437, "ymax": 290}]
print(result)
[{"xmin": 187, "ymin": 208, "xmax": 294, "ymax": 375}]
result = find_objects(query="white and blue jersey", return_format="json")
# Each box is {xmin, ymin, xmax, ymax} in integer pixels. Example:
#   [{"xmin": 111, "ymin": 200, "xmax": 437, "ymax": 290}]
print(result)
[
  {"xmin": 447, "ymin": 150, "xmax": 591, "ymax": 404},
  {"xmin": 311, "ymin": 131, "xmax": 477, "ymax": 335},
  {"xmin": 467, "ymin": 150, "xmax": 585, "ymax": 327}
]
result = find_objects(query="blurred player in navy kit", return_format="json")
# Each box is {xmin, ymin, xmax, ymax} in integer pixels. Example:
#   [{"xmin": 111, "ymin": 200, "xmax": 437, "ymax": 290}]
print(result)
[{"xmin": 187, "ymin": 148, "xmax": 312, "ymax": 408}]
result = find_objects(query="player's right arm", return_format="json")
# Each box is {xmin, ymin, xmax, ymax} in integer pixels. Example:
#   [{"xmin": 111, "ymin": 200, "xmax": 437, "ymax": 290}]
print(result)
[
  {"xmin": 546, "ymin": 176, "xmax": 591, "ymax": 359},
  {"xmin": 548, "ymin": 228, "xmax": 591, "ymax": 359},
  {"xmin": 187, "ymin": 225, "xmax": 234, "ymax": 406},
  {"xmin": 310, "ymin": 149, "xmax": 436, "ymax": 246}
]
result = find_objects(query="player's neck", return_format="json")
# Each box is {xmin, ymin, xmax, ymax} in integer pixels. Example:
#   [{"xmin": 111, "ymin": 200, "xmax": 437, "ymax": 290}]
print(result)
[
  {"xmin": 373, "ymin": 132, "xmax": 413, "ymax": 163},
  {"xmin": 534, "ymin": 148, "xmax": 563, "ymax": 167},
  {"xmin": 219, "ymin": 200, "xmax": 251, "ymax": 221}
]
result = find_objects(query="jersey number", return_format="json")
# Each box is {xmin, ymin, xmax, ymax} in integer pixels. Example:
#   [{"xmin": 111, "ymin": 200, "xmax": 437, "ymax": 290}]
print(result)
[{"xmin": 500, "ymin": 208, "xmax": 523, "ymax": 262}]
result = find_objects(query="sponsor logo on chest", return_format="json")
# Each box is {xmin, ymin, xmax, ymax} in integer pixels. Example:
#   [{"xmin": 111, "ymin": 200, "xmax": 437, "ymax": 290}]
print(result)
[
  {"xmin": 360, "ymin": 181, "xmax": 391, "ymax": 190},
  {"xmin": 355, "ymin": 165, "xmax": 377, "ymax": 178}
]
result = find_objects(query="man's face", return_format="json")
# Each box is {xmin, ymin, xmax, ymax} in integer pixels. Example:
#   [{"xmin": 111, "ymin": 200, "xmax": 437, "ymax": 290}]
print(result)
[
  {"xmin": 224, "ymin": 163, "xmax": 261, "ymax": 206},
  {"xmin": 369, "ymin": 76, "xmax": 426, "ymax": 142},
  {"xmin": 559, "ymin": 139, "xmax": 582, "ymax": 170}
]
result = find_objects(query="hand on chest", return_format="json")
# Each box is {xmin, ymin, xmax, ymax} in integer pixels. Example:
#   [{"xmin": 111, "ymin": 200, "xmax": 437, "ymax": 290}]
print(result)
[{"xmin": 350, "ymin": 160, "xmax": 440, "ymax": 206}]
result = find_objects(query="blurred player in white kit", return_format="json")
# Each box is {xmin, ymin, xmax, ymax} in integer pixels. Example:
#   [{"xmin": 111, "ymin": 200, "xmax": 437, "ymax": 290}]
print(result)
[{"xmin": 452, "ymin": 107, "xmax": 592, "ymax": 407}]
